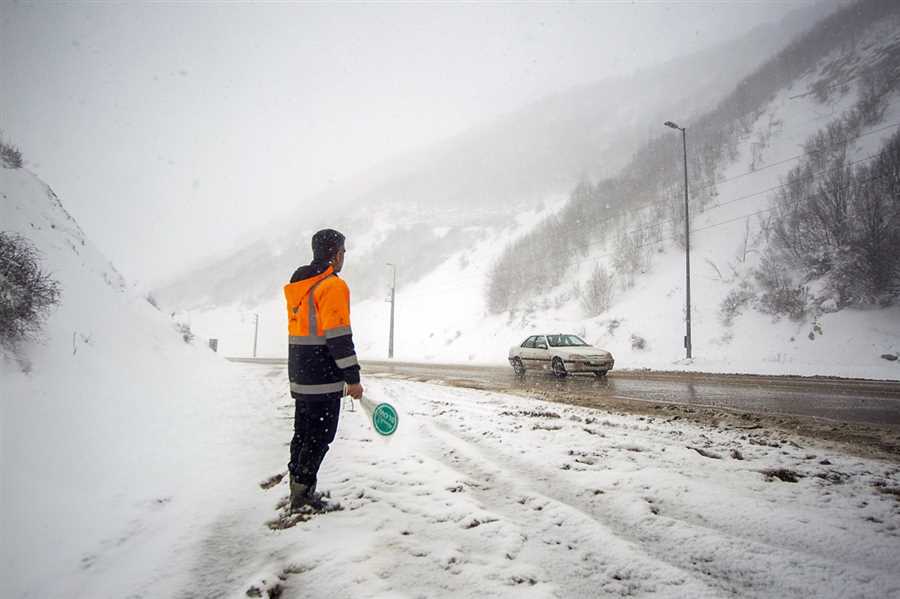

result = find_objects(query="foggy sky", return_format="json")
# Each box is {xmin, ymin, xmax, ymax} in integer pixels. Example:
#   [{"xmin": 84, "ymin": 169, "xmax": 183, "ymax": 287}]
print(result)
[{"xmin": 1, "ymin": 1, "xmax": 817, "ymax": 286}]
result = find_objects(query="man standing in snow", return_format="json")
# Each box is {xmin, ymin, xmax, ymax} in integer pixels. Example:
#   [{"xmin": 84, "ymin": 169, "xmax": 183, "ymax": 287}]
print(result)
[{"xmin": 284, "ymin": 228, "xmax": 363, "ymax": 511}]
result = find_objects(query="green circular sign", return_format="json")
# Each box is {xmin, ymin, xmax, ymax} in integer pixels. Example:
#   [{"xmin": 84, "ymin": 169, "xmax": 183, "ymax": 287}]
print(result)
[{"xmin": 372, "ymin": 402, "xmax": 399, "ymax": 436}]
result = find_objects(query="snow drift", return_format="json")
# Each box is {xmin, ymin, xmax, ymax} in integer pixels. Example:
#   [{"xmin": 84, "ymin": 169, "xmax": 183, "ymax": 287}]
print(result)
[{"xmin": 0, "ymin": 167, "xmax": 254, "ymax": 597}]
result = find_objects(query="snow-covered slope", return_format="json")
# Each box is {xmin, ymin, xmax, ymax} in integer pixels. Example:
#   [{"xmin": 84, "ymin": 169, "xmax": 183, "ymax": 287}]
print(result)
[
  {"xmin": 0, "ymin": 168, "xmax": 257, "ymax": 597},
  {"xmin": 349, "ymin": 14, "xmax": 900, "ymax": 379},
  {"xmin": 349, "ymin": 8, "xmax": 895, "ymax": 379}
]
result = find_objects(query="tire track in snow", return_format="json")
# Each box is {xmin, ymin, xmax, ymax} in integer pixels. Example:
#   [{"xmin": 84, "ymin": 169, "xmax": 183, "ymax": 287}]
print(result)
[
  {"xmin": 415, "ymin": 416, "xmax": 721, "ymax": 597},
  {"xmin": 410, "ymin": 382, "xmax": 897, "ymax": 598},
  {"xmin": 313, "ymin": 381, "xmax": 551, "ymax": 598}
]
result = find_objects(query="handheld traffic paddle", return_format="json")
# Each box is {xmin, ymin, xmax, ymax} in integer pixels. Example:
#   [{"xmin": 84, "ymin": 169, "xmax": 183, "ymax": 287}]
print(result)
[{"xmin": 358, "ymin": 395, "xmax": 399, "ymax": 437}]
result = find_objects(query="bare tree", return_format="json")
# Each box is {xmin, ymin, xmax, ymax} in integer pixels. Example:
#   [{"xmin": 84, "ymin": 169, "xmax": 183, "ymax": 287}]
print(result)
[
  {"xmin": 0, "ymin": 233, "xmax": 62, "ymax": 346},
  {"xmin": 580, "ymin": 265, "xmax": 615, "ymax": 316},
  {"xmin": 0, "ymin": 134, "xmax": 23, "ymax": 169}
]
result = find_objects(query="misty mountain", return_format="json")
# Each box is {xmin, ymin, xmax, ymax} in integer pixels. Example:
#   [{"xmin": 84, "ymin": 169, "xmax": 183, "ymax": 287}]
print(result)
[
  {"xmin": 488, "ymin": 0, "xmax": 900, "ymax": 315},
  {"xmin": 155, "ymin": 2, "xmax": 834, "ymax": 311}
]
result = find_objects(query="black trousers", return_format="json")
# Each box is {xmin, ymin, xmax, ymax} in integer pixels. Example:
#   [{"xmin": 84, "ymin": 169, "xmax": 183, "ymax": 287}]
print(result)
[{"xmin": 288, "ymin": 393, "xmax": 341, "ymax": 487}]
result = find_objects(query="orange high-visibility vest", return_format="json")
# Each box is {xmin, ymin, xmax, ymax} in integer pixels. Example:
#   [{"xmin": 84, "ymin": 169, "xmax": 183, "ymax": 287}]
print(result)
[
  {"xmin": 284, "ymin": 266, "xmax": 352, "ymax": 343},
  {"xmin": 284, "ymin": 265, "xmax": 358, "ymax": 396}
]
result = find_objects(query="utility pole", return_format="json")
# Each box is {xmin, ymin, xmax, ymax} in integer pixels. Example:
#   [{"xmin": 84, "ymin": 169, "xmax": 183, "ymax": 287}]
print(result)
[
  {"xmin": 664, "ymin": 120, "xmax": 692, "ymax": 360},
  {"xmin": 252, "ymin": 312, "xmax": 259, "ymax": 358},
  {"xmin": 386, "ymin": 263, "xmax": 396, "ymax": 359}
]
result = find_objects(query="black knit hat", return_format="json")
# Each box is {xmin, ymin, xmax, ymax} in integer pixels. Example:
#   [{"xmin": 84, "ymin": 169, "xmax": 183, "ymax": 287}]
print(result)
[{"xmin": 311, "ymin": 228, "xmax": 345, "ymax": 263}]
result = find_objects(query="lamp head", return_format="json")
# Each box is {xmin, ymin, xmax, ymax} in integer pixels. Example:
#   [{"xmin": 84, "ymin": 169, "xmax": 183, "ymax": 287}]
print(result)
[{"xmin": 664, "ymin": 121, "xmax": 681, "ymax": 130}]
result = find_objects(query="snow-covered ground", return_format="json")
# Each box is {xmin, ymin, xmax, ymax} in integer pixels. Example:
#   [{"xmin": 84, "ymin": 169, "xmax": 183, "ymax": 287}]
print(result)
[
  {"xmin": 16, "ymin": 361, "xmax": 899, "ymax": 598},
  {"xmin": 235, "ymin": 370, "xmax": 900, "ymax": 599}
]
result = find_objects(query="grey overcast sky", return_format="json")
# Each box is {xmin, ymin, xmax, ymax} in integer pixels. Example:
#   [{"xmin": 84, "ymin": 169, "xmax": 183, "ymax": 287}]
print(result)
[{"xmin": 1, "ymin": 1, "xmax": 817, "ymax": 286}]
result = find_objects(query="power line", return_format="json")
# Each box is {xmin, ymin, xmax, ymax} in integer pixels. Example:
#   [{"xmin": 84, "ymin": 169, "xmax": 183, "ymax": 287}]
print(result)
[
  {"xmin": 691, "ymin": 168, "xmax": 893, "ymax": 237},
  {"xmin": 788, "ymin": 76, "xmax": 858, "ymax": 100},
  {"xmin": 687, "ymin": 120, "xmax": 900, "ymax": 197},
  {"xmin": 631, "ymin": 151, "xmax": 880, "ymax": 238},
  {"xmin": 542, "ymin": 124, "xmax": 894, "ymax": 263},
  {"xmin": 382, "ymin": 119, "xmax": 900, "ymax": 302},
  {"xmin": 392, "ymin": 155, "xmax": 895, "ymax": 301},
  {"xmin": 547, "ymin": 120, "xmax": 900, "ymax": 259},
  {"xmin": 528, "ymin": 151, "xmax": 880, "ymax": 279}
]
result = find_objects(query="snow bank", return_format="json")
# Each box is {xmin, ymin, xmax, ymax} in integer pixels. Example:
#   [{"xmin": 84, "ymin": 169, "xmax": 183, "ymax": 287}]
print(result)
[{"xmin": 0, "ymin": 167, "xmax": 260, "ymax": 597}]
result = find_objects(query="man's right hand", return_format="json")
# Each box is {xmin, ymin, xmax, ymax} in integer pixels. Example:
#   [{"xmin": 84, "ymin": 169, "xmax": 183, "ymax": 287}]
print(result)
[{"xmin": 346, "ymin": 383, "xmax": 364, "ymax": 400}]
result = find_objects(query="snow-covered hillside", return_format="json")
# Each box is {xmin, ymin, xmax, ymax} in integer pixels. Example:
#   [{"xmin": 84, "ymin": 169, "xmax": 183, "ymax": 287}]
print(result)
[
  {"xmin": 0, "ymin": 167, "xmax": 259, "ymax": 597},
  {"xmin": 353, "ymin": 8, "xmax": 898, "ymax": 379},
  {"xmin": 154, "ymin": 2, "xmax": 834, "ymax": 314}
]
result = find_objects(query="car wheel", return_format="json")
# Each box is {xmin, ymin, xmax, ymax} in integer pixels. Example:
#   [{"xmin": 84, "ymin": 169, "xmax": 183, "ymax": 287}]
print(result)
[
  {"xmin": 551, "ymin": 357, "xmax": 567, "ymax": 378},
  {"xmin": 512, "ymin": 358, "xmax": 526, "ymax": 377},
  {"xmin": 594, "ymin": 370, "xmax": 608, "ymax": 378}
]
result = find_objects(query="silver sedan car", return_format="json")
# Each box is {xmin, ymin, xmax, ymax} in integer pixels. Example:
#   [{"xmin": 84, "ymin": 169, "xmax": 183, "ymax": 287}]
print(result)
[{"xmin": 508, "ymin": 334, "xmax": 614, "ymax": 378}]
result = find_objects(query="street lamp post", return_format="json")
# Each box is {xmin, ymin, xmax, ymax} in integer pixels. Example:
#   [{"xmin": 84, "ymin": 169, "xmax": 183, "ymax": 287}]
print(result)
[
  {"xmin": 386, "ymin": 263, "xmax": 396, "ymax": 359},
  {"xmin": 252, "ymin": 312, "xmax": 259, "ymax": 358},
  {"xmin": 664, "ymin": 120, "xmax": 692, "ymax": 360}
]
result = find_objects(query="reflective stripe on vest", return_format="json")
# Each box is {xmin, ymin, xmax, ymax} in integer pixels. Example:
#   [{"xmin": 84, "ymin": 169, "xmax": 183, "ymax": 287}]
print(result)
[
  {"xmin": 288, "ymin": 335, "xmax": 327, "ymax": 346},
  {"xmin": 325, "ymin": 325, "xmax": 352, "ymax": 338},
  {"xmin": 307, "ymin": 275, "xmax": 332, "ymax": 336},
  {"xmin": 291, "ymin": 381, "xmax": 346, "ymax": 395},
  {"xmin": 334, "ymin": 354, "xmax": 359, "ymax": 369},
  {"xmin": 288, "ymin": 275, "xmax": 334, "ymax": 345}
]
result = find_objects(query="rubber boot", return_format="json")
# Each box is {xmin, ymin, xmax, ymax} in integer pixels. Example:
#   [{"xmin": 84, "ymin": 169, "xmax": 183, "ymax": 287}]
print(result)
[
  {"xmin": 290, "ymin": 476, "xmax": 311, "ymax": 512},
  {"xmin": 290, "ymin": 477, "xmax": 325, "ymax": 512}
]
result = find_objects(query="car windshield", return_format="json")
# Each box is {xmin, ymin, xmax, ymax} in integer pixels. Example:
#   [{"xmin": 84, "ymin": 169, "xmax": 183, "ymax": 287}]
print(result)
[{"xmin": 547, "ymin": 335, "xmax": 589, "ymax": 347}]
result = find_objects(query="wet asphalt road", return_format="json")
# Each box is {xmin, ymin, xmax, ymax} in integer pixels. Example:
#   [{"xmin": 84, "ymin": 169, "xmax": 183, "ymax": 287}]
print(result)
[{"xmin": 228, "ymin": 358, "xmax": 900, "ymax": 427}]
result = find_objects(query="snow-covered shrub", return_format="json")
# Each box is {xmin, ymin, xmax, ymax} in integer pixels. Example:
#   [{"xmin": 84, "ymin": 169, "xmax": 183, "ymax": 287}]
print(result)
[
  {"xmin": 827, "ymin": 136, "xmax": 900, "ymax": 305},
  {"xmin": 175, "ymin": 322, "xmax": 194, "ymax": 344},
  {"xmin": 0, "ymin": 232, "xmax": 61, "ymax": 346},
  {"xmin": 580, "ymin": 264, "xmax": 614, "ymax": 316},
  {"xmin": 719, "ymin": 280, "xmax": 756, "ymax": 326},
  {"xmin": 612, "ymin": 225, "xmax": 646, "ymax": 289},
  {"xmin": 487, "ymin": 215, "xmax": 572, "ymax": 313},
  {"xmin": 819, "ymin": 298, "xmax": 839, "ymax": 313},
  {"xmin": 630, "ymin": 334, "xmax": 647, "ymax": 351},
  {"xmin": 0, "ymin": 135, "xmax": 23, "ymax": 169},
  {"xmin": 765, "ymin": 126, "xmax": 900, "ymax": 308},
  {"xmin": 145, "ymin": 293, "xmax": 160, "ymax": 310},
  {"xmin": 553, "ymin": 286, "xmax": 576, "ymax": 310},
  {"xmin": 753, "ymin": 256, "xmax": 808, "ymax": 320},
  {"xmin": 856, "ymin": 62, "xmax": 894, "ymax": 127}
]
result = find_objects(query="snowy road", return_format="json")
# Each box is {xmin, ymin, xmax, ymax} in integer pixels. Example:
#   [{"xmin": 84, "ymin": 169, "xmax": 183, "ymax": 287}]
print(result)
[
  {"xmin": 229, "ymin": 358, "xmax": 900, "ymax": 431},
  {"xmin": 217, "ymin": 364, "xmax": 900, "ymax": 599},
  {"xmin": 359, "ymin": 360, "xmax": 900, "ymax": 426}
]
